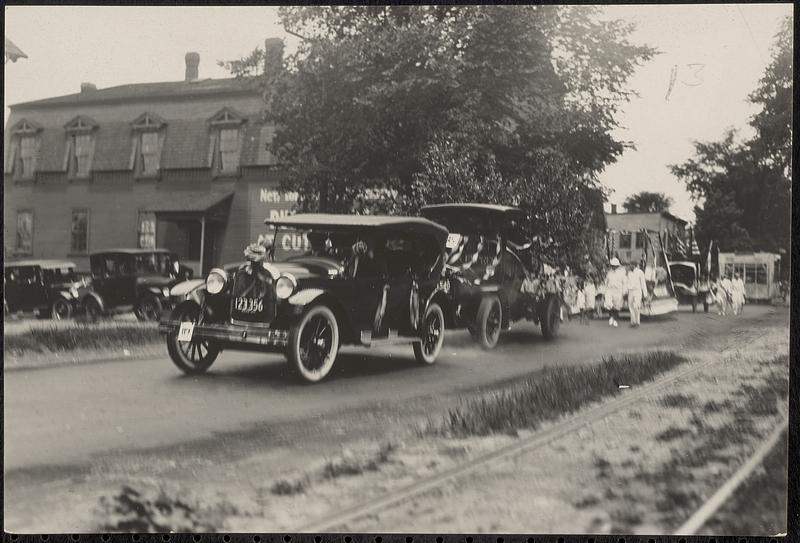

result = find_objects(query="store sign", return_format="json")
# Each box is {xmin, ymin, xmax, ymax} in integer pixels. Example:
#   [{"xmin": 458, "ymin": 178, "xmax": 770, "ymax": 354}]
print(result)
[{"xmin": 254, "ymin": 187, "xmax": 307, "ymax": 254}]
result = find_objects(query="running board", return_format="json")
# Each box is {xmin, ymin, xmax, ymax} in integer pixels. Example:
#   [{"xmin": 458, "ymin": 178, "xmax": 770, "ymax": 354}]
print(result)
[{"xmin": 360, "ymin": 329, "xmax": 421, "ymax": 346}]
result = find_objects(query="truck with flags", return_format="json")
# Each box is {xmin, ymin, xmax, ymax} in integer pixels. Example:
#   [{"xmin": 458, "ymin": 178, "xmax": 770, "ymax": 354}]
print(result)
[{"xmin": 667, "ymin": 229, "xmax": 717, "ymax": 312}]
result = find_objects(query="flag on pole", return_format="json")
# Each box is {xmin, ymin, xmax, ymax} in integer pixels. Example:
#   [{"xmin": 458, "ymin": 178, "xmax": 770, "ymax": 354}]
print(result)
[
  {"xmin": 690, "ymin": 228, "xmax": 701, "ymax": 257},
  {"xmin": 706, "ymin": 240, "xmax": 713, "ymax": 276},
  {"xmin": 673, "ymin": 230, "xmax": 687, "ymax": 257}
]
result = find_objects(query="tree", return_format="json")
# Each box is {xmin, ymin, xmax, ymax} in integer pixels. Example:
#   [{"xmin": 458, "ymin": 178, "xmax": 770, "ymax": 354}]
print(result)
[
  {"xmin": 223, "ymin": 6, "xmax": 655, "ymax": 273},
  {"xmin": 621, "ymin": 191, "xmax": 674, "ymax": 213},
  {"xmin": 670, "ymin": 16, "xmax": 791, "ymax": 264}
]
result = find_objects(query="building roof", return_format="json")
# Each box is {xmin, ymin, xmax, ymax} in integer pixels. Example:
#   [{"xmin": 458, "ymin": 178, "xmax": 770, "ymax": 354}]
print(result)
[
  {"xmin": 266, "ymin": 214, "xmax": 449, "ymax": 244},
  {"xmin": 4, "ymin": 259, "xmax": 76, "ymax": 269},
  {"xmin": 606, "ymin": 210, "xmax": 687, "ymax": 225},
  {"xmin": 10, "ymin": 78, "xmax": 259, "ymax": 109}
]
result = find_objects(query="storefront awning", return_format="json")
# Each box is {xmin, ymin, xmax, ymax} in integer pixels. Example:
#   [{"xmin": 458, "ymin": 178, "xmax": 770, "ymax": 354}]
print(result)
[{"xmin": 144, "ymin": 191, "xmax": 233, "ymax": 222}]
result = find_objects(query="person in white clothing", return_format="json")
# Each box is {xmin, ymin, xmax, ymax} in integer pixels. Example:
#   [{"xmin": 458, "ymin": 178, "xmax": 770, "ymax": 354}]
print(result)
[
  {"xmin": 604, "ymin": 257, "xmax": 626, "ymax": 327},
  {"xmin": 731, "ymin": 272, "xmax": 746, "ymax": 315},
  {"xmin": 719, "ymin": 274, "xmax": 733, "ymax": 316},
  {"xmin": 626, "ymin": 261, "xmax": 648, "ymax": 327}
]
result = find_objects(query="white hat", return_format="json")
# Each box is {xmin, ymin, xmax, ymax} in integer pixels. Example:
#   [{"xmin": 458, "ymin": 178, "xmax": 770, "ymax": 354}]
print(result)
[{"xmin": 609, "ymin": 257, "xmax": 620, "ymax": 266}]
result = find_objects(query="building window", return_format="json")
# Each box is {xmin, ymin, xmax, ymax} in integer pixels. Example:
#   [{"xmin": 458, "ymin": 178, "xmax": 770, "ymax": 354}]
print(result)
[
  {"xmin": 219, "ymin": 128, "xmax": 240, "ymax": 173},
  {"xmin": 16, "ymin": 210, "xmax": 33, "ymax": 255},
  {"xmin": 6, "ymin": 119, "xmax": 42, "ymax": 180},
  {"xmin": 634, "ymin": 232, "xmax": 644, "ymax": 249},
  {"xmin": 619, "ymin": 233, "xmax": 632, "ymax": 249},
  {"xmin": 209, "ymin": 107, "xmax": 245, "ymax": 176},
  {"xmin": 64, "ymin": 115, "xmax": 97, "ymax": 178},
  {"xmin": 70, "ymin": 209, "xmax": 89, "ymax": 254},
  {"xmin": 138, "ymin": 212, "xmax": 156, "ymax": 249},
  {"xmin": 130, "ymin": 112, "xmax": 166, "ymax": 178}
]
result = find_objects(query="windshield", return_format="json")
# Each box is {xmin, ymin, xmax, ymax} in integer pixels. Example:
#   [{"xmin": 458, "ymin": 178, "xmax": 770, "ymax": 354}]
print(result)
[
  {"xmin": 269, "ymin": 227, "xmax": 361, "ymax": 265},
  {"xmin": 41, "ymin": 267, "xmax": 77, "ymax": 284},
  {"xmin": 134, "ymin": 253, "xmax": 174, "ymax": 275}
]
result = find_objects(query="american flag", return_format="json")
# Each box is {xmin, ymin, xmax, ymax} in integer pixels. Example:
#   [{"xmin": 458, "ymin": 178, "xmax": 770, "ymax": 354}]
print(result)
[
  {"xmin": 673, "ymin": 232, "xmax": 687, "ymax": 256},
  {"xmin": 689, "ymin": 228, "xmax": 701, "ymax": 257}
]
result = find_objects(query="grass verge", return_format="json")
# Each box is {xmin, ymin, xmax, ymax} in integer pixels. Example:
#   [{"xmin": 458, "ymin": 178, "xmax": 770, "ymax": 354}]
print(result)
[
  {"xmin": 4, "ymin": 322, "xmax": 160, "ymax": 356},
  {"xmin": 427, "ymin": 350, "xmax": 686, "ymax": 437}
]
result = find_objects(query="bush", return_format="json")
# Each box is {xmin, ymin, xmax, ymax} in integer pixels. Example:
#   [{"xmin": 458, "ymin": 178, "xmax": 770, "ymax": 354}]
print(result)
[
  {"xmin": 431, "ymin": 350, "xmax": 686, "ymax": 437},
  {"xmin": 4, "ymin": 323, "xmax": 160, "ymax": 355}
]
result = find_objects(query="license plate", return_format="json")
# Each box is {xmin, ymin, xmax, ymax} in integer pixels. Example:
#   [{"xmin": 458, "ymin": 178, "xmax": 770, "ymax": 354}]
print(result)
[
  {"xmin": 177, "ymin": 322, "xmax": 194, "ymax": 343},
  {"xmin": 446, "ymin": 233, "xmax": 462, "ymax": 250},
  {"xmin": 235, "ymin": 296, "xmax": 264, "ymax": 314}
]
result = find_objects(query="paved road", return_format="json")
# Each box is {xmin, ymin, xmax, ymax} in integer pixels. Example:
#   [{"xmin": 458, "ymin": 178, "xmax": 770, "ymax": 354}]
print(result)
[{"xmin": 4, "ymin": 305, "xmax": 772, "ymax": 475}]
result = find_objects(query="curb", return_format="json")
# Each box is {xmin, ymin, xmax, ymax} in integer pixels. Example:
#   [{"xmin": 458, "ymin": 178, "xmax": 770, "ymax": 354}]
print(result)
[{"xmin": 4, "ymin": 347, "xmax": 164, "ymax": 373}]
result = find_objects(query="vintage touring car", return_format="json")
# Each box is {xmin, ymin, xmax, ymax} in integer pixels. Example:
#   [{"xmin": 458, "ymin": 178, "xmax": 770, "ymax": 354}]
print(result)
[
  {"xmin": 420, "ymin": 203, "xmax": 563, "ymax": 350},
  {"xmin": 159, "ymin": 214, "xmax": 451, "ymax": 383},
  {"xmin": 84, "ymin": 249, "xmax": 193, "ymax": 321}
]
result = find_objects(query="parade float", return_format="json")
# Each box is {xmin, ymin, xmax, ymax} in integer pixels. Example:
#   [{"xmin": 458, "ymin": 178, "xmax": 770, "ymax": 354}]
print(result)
[{"xmin": 600, "ymin": 227, "xmax": 679, "ymax": 316}]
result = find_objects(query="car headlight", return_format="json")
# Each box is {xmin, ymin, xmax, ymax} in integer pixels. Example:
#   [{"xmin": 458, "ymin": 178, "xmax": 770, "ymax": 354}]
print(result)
[
  {"xmin": 206, "ymin": 268, "xmax": 228, "ymax": 295},
  {"xmin": 275, "ymin": 274, "xmax": 297, "ymax": 300},
  {"xmin": 69, "ymin": 287, "xmax": 79, "ymax": 298}
]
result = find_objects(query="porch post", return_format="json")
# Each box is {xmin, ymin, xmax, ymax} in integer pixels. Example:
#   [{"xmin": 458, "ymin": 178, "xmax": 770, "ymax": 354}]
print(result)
[{"xmin": 199, "ymin": 216, "xmax": 206, "ymax": 276}]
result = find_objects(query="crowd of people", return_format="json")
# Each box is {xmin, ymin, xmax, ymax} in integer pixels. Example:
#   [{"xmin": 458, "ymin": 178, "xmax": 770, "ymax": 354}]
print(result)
[{"xmin": 713, "ymin": 272, "xmax": 747, "ymax": 316}]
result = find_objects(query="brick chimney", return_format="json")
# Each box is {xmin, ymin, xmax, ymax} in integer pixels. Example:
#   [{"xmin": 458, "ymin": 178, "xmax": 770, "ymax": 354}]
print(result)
[
  {"xmin": 80, "ymin": 82, "xmax": 97, "ymax": 93},
  {"xmin": 263, "ymin": 38, "xmax": 284, "ymax": 78},
  {"xmin": 185, "ymin": 52, "xmax": 200, "ymax": 82},
  {"xmin": 611, "ymin": 204, "xmax": 617, "ymax": 214}
]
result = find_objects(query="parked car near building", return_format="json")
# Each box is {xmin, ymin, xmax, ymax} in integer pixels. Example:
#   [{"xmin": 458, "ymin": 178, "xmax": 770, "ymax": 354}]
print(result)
[
  {"xmin": 84, "ymin": 249, "xmax": 192, "ymax": 321},
  {"xmin": 159, "ymin": 214, "xmax": 450, "ymax": 383},
  {"xmin": 420, "ymin": 204, "xmax": 562, "ymax": 350},
  {"xmin": 3, "ymin": 260, "xmax": 92, "ymax": 320}
]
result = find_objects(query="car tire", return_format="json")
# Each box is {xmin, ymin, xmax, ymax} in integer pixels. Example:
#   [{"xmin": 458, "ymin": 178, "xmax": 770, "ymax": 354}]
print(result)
[
  {"xmin": 287, "ymin": 305, "xmax": 340, "ymax": 383},
  {"xmin": 136, "ymin": 295, "xmax": 163, "ymax": 322},
  {"xmin": 83, "ymin": 297, "xmax": 102, "ymax": 322},
  {"xmin": 166, "ymin": 302, "xmax": 219, "ymax": 375},
  {"xmin": 539, "ymin": 294, "xmax": 561, "ymax": 340},
  {"xmin": 474, "ymin": 295, "xmax": 502, "ymax": 350},
  {"xmin": 413, "ymin": 302, "xmax": 445, "ymax": 365},
  {"xmin": 51, "ymin": 298, "xmax": 72, "ymax": 320}
]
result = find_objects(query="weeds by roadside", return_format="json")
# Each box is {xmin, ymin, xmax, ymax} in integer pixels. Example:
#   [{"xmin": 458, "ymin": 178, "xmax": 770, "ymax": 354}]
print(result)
[
  {"xmin": 425, "ymin": 351, "xmax": 686, "ymax": 437},
  {"xmin": 5, "ymin": 323, "xmax": 160, "ymax": 356}
]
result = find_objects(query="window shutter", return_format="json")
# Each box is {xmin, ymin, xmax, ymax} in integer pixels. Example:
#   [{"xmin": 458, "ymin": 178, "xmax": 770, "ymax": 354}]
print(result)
[
  {"xmin": 5, "ymin": 141, "xmax": 17, "ymax": 174},
  {"xmin": 207, "ymin": 131, "xmax": 218, "ymax": 169},
  {"xmin": 33, "ymin": 137, "xmax": 41, "ymax": 176},
  {"xmin": 63, "ymin": 137, "xmax": 73, "ymax": 172},
  {"xmin": 129, "ymin": 134, "xmax": 139, "ymax": 171}
]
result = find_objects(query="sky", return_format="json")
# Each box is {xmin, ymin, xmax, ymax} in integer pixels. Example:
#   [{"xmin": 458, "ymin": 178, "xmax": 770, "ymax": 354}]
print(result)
[{"xmin": 4, "ymin": 4, "xmax": 792, "ymax": 224}]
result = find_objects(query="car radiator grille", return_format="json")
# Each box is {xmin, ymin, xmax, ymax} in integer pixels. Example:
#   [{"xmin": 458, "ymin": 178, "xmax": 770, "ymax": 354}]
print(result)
[{"xmin": 229, "ymin": 267, "xmax": 277, "ymax": 326}]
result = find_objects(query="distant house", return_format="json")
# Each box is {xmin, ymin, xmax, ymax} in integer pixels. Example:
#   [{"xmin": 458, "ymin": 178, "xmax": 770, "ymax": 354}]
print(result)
[
  {"xmin": 4, "ymin": 40, "xmax": 288, "ymax": 275},
  {"xmin": 604, "ymin": 205, "xmax": 687, "ymax": 264}
]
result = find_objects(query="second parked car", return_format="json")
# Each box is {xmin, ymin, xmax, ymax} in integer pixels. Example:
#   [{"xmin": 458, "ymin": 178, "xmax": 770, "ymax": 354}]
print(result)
[
  {"xmin": 84, "ymin": 249, "xmax": 192, "ymax": 321},
  {"xmin": 4, "ymin": 260, "xmax": 92, "ymax": 320}
]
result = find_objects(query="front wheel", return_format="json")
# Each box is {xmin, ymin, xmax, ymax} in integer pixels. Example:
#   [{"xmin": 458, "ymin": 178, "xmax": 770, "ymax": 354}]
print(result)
[
  {"xmin": 51, "ymin": 298, "xmax": 72, "ymax": 320},
  {"xmin": 474, "ymin": 295, "xmax": 502, "ymax": 350},
  {"xmin": 539, "ymin": 294, "xmax": 561, "ymax": 340},
  {"xmin": 167, "ymin": 302, "xmax": 219, "ymax": 375},
  {"xmin": 413, "ymin": 302, "xmax": 445, "ymax": 365},
  {"xmin": 287, "ymin": 305, "xmax": 340, "ymax": 383}
]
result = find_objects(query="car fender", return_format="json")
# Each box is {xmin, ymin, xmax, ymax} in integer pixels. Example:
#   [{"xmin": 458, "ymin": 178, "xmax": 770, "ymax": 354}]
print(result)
[
  {"xmin": 287, "ymin": 288, "xmax": 326, "ymax": 306},
  {"xmin": 81, "ymin": 291, "xmax": 105, "ymax": 312},
  {"xmin": 57, "ymin": 290, "xmax": 74, "ymax": 302}
]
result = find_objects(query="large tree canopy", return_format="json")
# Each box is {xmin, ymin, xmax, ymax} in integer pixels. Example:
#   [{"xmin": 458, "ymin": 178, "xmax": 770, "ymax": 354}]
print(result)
[
  {"xmin": 224, "ymin": 5, "xmax": 655, "ymax": 272},
  {"xmin": 670, "ymin": 16, "xmax": 791, "ymax": 265},
  {"xmin": 622, "ymin": 191, "xmax": 674, "ymax": 213}
]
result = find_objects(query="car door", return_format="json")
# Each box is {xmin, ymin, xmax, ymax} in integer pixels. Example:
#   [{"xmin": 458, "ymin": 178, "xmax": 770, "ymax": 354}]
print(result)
[
  {"xmin": 16, "ymin": 266, "xmax": 48, "ymax": 312},
  {"xmin": 380, "ymin": 236, "xmax": 415, "ymax": 337}
]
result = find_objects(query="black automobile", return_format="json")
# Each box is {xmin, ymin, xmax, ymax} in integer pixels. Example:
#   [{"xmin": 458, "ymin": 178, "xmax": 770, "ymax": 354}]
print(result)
[
  {"xmin": 420, "ymin": 203, "xmax": 562, "ymax": 350},
  {"xmin": 668, "ymin": 260, "xmax": 713, "ymax": 312},
  {"xmin": 4, "ymin": 260, "xmax": 92, "ymax": 320},
  {"xmin": 84, "ymin": 249, "xmax": 192, "ymax": 321},
  {"xmin": 159, "ymin": 214, "xmax": 450, "ymax": 383}
]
